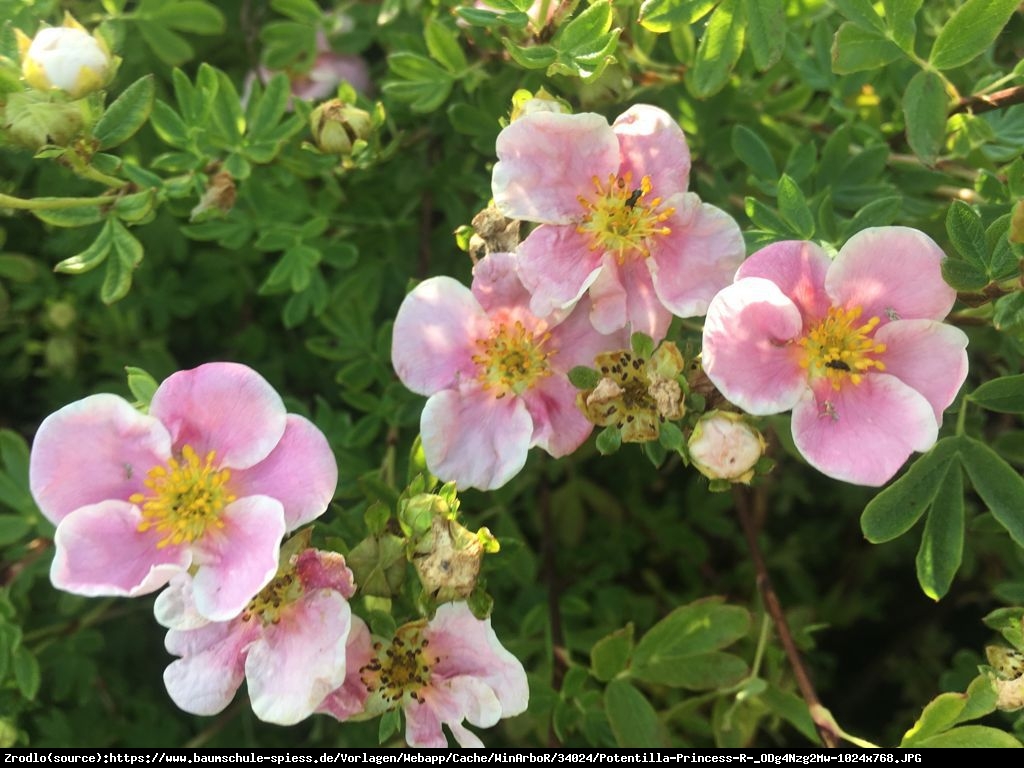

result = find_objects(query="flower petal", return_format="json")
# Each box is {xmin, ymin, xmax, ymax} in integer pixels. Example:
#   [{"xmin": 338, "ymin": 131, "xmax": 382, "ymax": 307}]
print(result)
[
  {"xmin": 517, "ymin": 225, "xmax": 604, "ymax": 319},
  {"xmin": 30, "ymin": 394, "xmax": 171, "ymax": 524},
  {"xmin": 420, "ymin": 389, "xmax": 533, "ymax": 491},
  {"xmin": 295, "ymin": 549, "xmax": 356, "ymax": 597},
  {"xmin": 392, "ymin": 276, "xmax": 485, "ymax": 396},
  {"xmin": 149, "ymin": 362, "xmax": 287, "ymax": 471},
  {"xmin": 247, "ymin": 591, "xmax": 352, "ymax": 725},
  {"xmin": 154, "ymin": 573, "xmax": 209, "ymax": 630},
  {"xmin": 549, "ymin": 296, "xmax": 630, "ymax": 371},
  {"xmin": 702, "ymin": 278, "xmax": 808, "ymax": 415},
  {"xmin": 51, "ymin": 500, "xmax": 188, "ymax": 597},
  {"xmin": 190, "ymin": 496, "xmax": 286, "ymax": 621},
  {"xmin": 492, "ymin": 111, "xmax": 619, "ymax": 224},
  {"xmin": 612, "ymin": 104, "xmax": 691, "ymax": 197},
  {"xmin": 163, "ymin": 621, "xmax": 257, "ymax": 716},
  {"xmin": 791, "ymin": 375, "xmax": 938, "ymax": 486},
  {"xmin": 404, "ymin": 697, "xmax": 448, "ymax": 748},
  {"xmin": 471, "ymin": 252, "xmax": 532, "ymax": 314},
  {"xmin": 874, "ymin": 319, "xmax": 969, "ymax": 423},
  {"xmin": 826, "ymin": 227, "xmax": 956, "ymax": 323},
  {"xmin": 522, "ymin": 375, "xmax": 593, "ymax": 458},
  {"xmin": 230, "ymin": 415, "xmax": 337, "ymax": 532},
  {"xmin": 317, "ymin": 616, "xmax": 373, "ymax": 721},
  {"xmin": 650, "ymin": 194, "xmax": 746, "ymax": 320},
  {"xmin": 735, "ymin": 239, "xmax": 832, "ymax": 322}
]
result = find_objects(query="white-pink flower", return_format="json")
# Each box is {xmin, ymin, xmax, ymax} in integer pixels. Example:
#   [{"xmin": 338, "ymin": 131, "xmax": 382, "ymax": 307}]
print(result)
[
  {"xmin": 161, "ymin": 548, "xmax": 356, "ymax": 725},
  {"xmin": 702, "ymin": 228, "xmax": 969, "ymax": 486},
  {"xmin": 247, "ymin": 31, "xmax": 370, "ymax": 105},
  {"xmin": 491, "ymin": 104, "xmax": 745, "ymax": 340},
  {"xmin": 323, "ymin": 602, "xmax": 528, "ymax": 748},
  {"xmin": 392, "ymin": 252, "xmax": 626, "ymax": 491},
  {"xmin": 29, "ymin": 362, "xmax": 338, "ymax": 620}
]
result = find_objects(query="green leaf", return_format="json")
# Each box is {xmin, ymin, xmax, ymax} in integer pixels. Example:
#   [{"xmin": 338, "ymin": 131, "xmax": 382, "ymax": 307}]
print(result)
[
  {"xmin": 987, "ymin": 215, "xmax": 1018, "ymax": 281},
  {"xmin": 901, "ymin": 689, "xmax": 968, "ymax": 745},
  {"xmin": 761, "ymin": 684, "xmax": 823, "ymax": 745},
  {"xmin": 946, "ymin": 200, "xmax": 988, "ymax": 269},
  {"xmin": 595, "ymin": 425, "xmax": 621, "ymax": 455},
  {"xmin": 959, "ymin": 437, "xmax": 1024, "ymax": 548},
  {"xmin": 137, "ymin": 21, "xmax": 194, "ymax": 66},
  {"xmin": 632, "ymin": 650, "xmax": 748, "ymax": 690},
  {"xmin": 259, "ymin": 21, "xmax": 318, "ymax": 70},
  {"xmin": 100, "ymin": 220, "xmax": 144, "ymax": 304},
  {"xmin": 913, "ymin": 725, "xmax": 1021, "ymax": 748},
  {"xmin": 425, "ymin": 19, "xmax": 467, "ymax": 74},
  {"xmin": 501, "ymin": 40, "xmax": 557, "ymax": 69},
  {"xmin": 658, "ymin": 421, "xmax": 684, "ymax": 452},
  {"xmin": 776, "ymin": 174, "xmax": 814, "ymax": 238},
  {"xmin": 633, "ymin": 599, "xmax": 750, "ymax": 669},
  {"xmin": 744, "ymin": 0, "xmax": 784, "ymax": 70},
  {"xmin": 384, "ymin": 53, "xmax": 454, "ymax": 113},
  {"xmin": 247, "ymin": 74, "xmax": 290, "ymax": 140},
  {"xmin": 591, "ymin": 624, "xmax": 633, "ymax": 682},
  {"xmin": 152, "ymin": 1, "xmax": 225, "ymax": 35},
  {"xmin": 929, "ymin": 0, "xmax": 1021, "ymax": 71},
  {"xmin": 860, "ymin": 436, "xmax": 961, "ymax": 543},
  {"xmin": 638, "ymin": 0, "xmax": 716, "ymax": 33},
  {"xmin": 731, "ymin": 125, "xmax": 777, "ymax": 180},
  {"xmin": 32, "ymin": 204, "xmax": 105, "ymax": 228},
  {"xmin": 941, "ymin": 258, "xmax": 990, "ymax": 292},
  {"xmin": 956, "ymin": 675, "xmax": 999, "ymax": 724},
  {"xmin": 604, "ymin": 680, "xmax": 664, "ymax": 747},
  {"xmin": 903, "ymin": 69, "xmax": 947, "ymax": 165},
  {"xmin": 149, "ymin": 100, "xmax": 189, "ymax": 148},
  {"xmin": 0, "ymin": 431, "xmax": 29, "ymax": 489},
  {"xmin": 557, "ymin": 1, "xmax": 612, "ymax": 52},
  {"xmin": 833, "ymin": 0, "xmax": 886, "ymax": 31},
  {"xmin": 915, "ymin": 465, "xmax": 963, "ymax": 601},
  {"xmin": 831, "ymin": 22, "xmax": 904, "ymax": 74},
  {"xmin": 0, "ymin": 517, "xmax": 30, "ymax": 547},
  {"xmin": 846, "ymin": 196, "xmax": 902, "ymax": 234},
  {"xmin": 54, "ymin": 221, "xmax": 113, "ymax": 275},
  {"xmin": 882, "ymin": 0, "xmax": 922, "ymax": 50},
  {"xmin": 94, "ymin": 76, "xmax": 155, "ymax": 150},
  {"xmin": 994, "ymin": 292, "xmax": 1024, "ymax": 332},
  {"xmin": 12, "ymin": 646, "xmax": 39, "ymax": 700},
  {"xmin": 270, "ymin": 0, "xmax": 322, "ymax": 24},
  {"xmin": 125, "ymin": 366, "xmax": 159, "ymax": 408},
  {"xmin": 378, "ymin": 708, "xmax": 401, "ymax": 743},
  {"xmin": 688, "ymin": 0, "xmax": 745, "ymax": 98},
  {"xmin": 568, "ymin": 366, "xmax": 601, "ymax": 389},
  {"xmin": 745, "ymin": 197, "xmax": 789, "ymax": 233},
  {"xmin": 970, "ymin": 375, "xmax": 1024, "ymax": 414}
]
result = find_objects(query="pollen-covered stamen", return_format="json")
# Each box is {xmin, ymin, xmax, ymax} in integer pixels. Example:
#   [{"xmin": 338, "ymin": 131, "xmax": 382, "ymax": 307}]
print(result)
[
  {"xmin": 576, "ymin": 171, "xmax": 674, "ymax": 263},
  {"xmin": 241, "ymin": 565, "xmax": 303, "ymax": 625},
  {"xmin": 360, "ymin": 626, "xmax": 436, "ymax": 705},
  {"xmin": 131, "ymin": 445, "xmax": 235, "ymax": 548},
  {"xmin": 798, "ymin": 306, "xmax": 887, "ymax": 390},
  {"xmin": 472, "ymin": 319, "xmax": 554, "ymax": 398}
]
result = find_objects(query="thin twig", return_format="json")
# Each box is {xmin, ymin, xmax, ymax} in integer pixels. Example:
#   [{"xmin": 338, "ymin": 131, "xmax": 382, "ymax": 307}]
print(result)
[
  {"xmin": 733, "ymin": 486, "xmax": 840, "ymax": 748},
  {"xmin": 951, "ymin": 85, "xmax": 1024, "ymax": 115},
  {"xmin": 539, "ymin": 471, "xmax": 567, "ymax": 746}
]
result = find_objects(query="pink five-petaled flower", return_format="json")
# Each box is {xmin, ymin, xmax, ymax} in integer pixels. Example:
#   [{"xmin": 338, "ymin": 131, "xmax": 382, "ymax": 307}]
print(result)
[
  {"xmin": 491, "ymin": 104, "xmax": 745, "ymax": 340},
  {"xmin": 321, "ymin": 602, "xmax": 528, "ymax": 748},
  {"xmin": 392, "ymin": 252, "xmax": 627, "ymax": 491},
  {"xmin": 160, "ymin": 547, "xmax": 356, "ymax": 725},
  {"xmin": 702, "ymin": 227, "xmax": 969, "ymax": 486},
  {"xmin": 28, "ymin": 362, "xmax": 338, "ymax": 620}
]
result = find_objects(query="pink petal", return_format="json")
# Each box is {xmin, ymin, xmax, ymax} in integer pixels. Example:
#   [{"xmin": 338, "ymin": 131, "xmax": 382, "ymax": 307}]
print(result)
[
  {"xmin": 874, "ymin": 319, "xmax": 969, "ymax": 423},
  {"xmin": 404, "ymin": 698, "xmax": 448, "ymax": 748},
  {"xmin": 190, "ymin": 496, "xmax": 286, "ymax": 622},
  {"xmin": 612, "ymin": 105, "xmax": 691, "ymax": 198},
  {"xmin": 418, "ymin": 676, "xmax": 502, "ymax": 742},
  {"xmin": 304, "ymin": 52, "xmax": 371, "ymax": 96},
  {"xmin": 391, "ymin": 277, "xmax": 486, "ymax": 396},
  {"xmin": 735, "ymin": 240, "xmax": 832, "ymax": 322},
  {"xmin": 149, "ymin": 363, "xmax": 287, "ymax": 471},
  {"xmin": 826, "ymin": 227, "xmax": 956, "ymax": 323},
  {"xmin": 154, "ymin": 573, "xmax": 209, "ymax": 630},
  {"xmin": 588, "ymin": 256, "xmax": 672, "ymax": 338},
  {"xmin": 230, "ymin": 415, "xmax": 337, "ymax": 532},
  {"xmin": 492, "ymin": 111, "xmax": 619, "ymax": 224},
  {"xmin": 420, "ymin": 388, "xmax": 533, "ymax": 491},
  {"xmin": 522, "ymin": 375, "xmax": 593, "ymax": 458},
  {"xmin": 649, "ymin": 194, "xmax": 746, "ymax": 320},
  {"xmin": 163, "ymin": 621, "xmax": 257, "ymax": 716},
  {"xmin": 702, "ymin": 278, "xmax": 808, "ymax": 415},
  {"xmin": 427, "ymin": 603, "xmax": 529, "ymax": 717},
  {"xmin": 51, "ymin": 500, "xmax": 189, "ymax": 597},
  {"xmin": 791, "ymin": 375, "xmax": 938, "ymax": 486},
  {"xmin": 548, "ymin": 296, "xmax": 629, "ymax": 371},
  {"xmin": 517, "ymin": 225, "xmax": 604, "ymax": 319},
  {"xmin": 471, "ymin": 252, "xmax": 531, "ymax": 314},
  {"xmin": 30, "ymin": 394, "xmax": 171, "ymax": 524},
  {"xmin": 317, "ymin": 617, "xmax": 373, "ymax": 721},
  {"xmin": 295, "ymin": 549, "xmax": 355, "ymax": 597},
  {"xmin": 247, "ymin": 591, "xmax": 352, "ymax": 725}
]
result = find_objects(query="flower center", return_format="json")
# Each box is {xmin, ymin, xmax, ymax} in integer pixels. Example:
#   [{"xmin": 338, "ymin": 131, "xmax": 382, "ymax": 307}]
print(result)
[
  {"xmin": 361, "ymin": 626, "xmax": 435, "ymax": 704},
  {"xmin": 241, "ymin": 567, "xmax": 302, "ymax": 625},
  {"xmin": 130, "ymin": 445, "xmax": 235, "ymax": 548},
  {"xmin": 798, "ymin": 306, "xmax": 887, "ymax": 390},
  {"xmin": 472, "ymin": 320, "xmax": 553, "ymax": 397},
  {"xmin": 576, "ymin": 172, "xmax": 674, "ymax": 263}
]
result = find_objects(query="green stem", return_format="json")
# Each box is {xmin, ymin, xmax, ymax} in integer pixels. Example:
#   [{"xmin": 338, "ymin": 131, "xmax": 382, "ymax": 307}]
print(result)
[
  {"xmin": 25, "ymin": 598, "xmax": 117, "ymax": 648},
  {"xmin": 75, "ymin": 164, "xmax": 129, "ymax": 189},
  {"xmin": 956, "ymin": 397, "xmax": 968, "ymax": 437},
  {"xmin": 0, "ymin": 191, "xmax": 111, "ymax": 211}
]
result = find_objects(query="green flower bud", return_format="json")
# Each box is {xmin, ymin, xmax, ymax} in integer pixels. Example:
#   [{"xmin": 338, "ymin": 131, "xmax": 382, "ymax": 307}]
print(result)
[{"xmin": 310, "ymin": 98, "xmax": 372, "ymax": 155}]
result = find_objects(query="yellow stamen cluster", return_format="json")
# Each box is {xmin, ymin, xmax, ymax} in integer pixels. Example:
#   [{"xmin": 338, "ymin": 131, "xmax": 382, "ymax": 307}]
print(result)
[
  {"xmin": 798, "ymin": 306, "xmax": 887, "ymax": 390},
  {"xmin": 242, "ymin": 567, "xmax": 303, "ymax": 626},
  {"xmin": 473, "ymin": 320, "xmax": 554, "ymax": 398},
  {"xmin": 131, "ymin": 445, "xmax": 234, "ymax": 548},
  {"xmin": 361, "ymin": 626, "xmax": 435, "ymax": 705},
  {"xmin": 576, "ymin": 172, "xmax": 674, "ymax": 263}
]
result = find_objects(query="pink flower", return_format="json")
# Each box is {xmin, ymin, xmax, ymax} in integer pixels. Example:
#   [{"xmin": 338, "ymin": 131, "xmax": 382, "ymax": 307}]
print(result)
[
  {"xmin": 491, "ymin": 104, "xmax": 745, "ymax": 339},
  {"xmin": 323, "ymin": 602, "xmax": 529, "ymax": 748},
  {"xmin": 247, "ymin": 31, "xmax": 370, "ymax": 105},
  {"xmin": 391, "ymin": 252, "xmax": 626, "ymax": 490},
  {"xmin": 29, "ymin": 362, "xmax": 338, "ymax": 620},
  {"xmin": 702, "ymin": 228, "xmax": 969, "ymax": 486},
  {"xmin": 160, "ymin": 548, "xmax": 356, "ymax": 725}
]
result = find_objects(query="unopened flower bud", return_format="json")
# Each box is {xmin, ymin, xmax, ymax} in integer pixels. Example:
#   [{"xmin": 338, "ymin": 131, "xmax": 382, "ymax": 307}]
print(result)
[
  {"xmin": 510, "ymin": 87, "xmax": 569, "ymax": 121},
  {"xmin": 412, "ymin": 516, "xmax": 486, "ymax": 603},
  {"xmin": 190, "ymin": 171, "xmax": 237, "ymax": 222},
  {"xmin": 688, "ymin": 411, "xmax": 765, "ymax": 484},
  {"xmin": 17, "ymin": 14, "xmax": 113, "ymax": 99},
  {"xmin": 310, "ymin": 98, "xmax": 372, "ymax": 155}
]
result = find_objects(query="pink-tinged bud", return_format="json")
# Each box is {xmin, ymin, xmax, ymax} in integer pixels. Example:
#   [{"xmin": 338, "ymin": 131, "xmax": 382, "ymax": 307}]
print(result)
[
  {"xmin": 310, "ymin": 99, "xmax": 372, "ymax": 155},
  {"xmin": 688, "ymin": 411, "xmax": 766, "ymax": 484},
  {"xmin": 18, "ymin": 15, "xmax": 113, "ymax": 99}
]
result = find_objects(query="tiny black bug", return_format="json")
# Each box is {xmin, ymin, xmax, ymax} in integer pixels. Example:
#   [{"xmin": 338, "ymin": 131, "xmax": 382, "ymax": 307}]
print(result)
[{"xmin": 824, "ymin": 359, "xmax": 851, "ymax": 372}]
